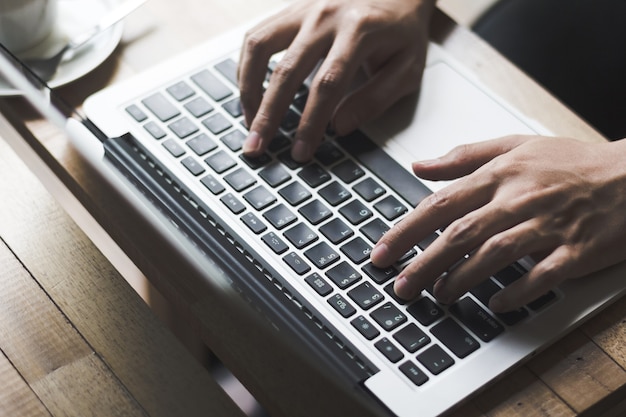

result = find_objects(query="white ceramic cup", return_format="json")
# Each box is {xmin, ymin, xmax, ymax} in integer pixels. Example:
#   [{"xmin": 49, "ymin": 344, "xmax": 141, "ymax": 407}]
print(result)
[{"xmin": 0, "ymin": 0, "xmax": 58, "ymax": 53}]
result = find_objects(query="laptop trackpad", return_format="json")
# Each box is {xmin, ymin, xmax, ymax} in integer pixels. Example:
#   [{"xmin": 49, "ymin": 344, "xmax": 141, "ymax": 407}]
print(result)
[{"xmin": 363, "ymin": 61, "xmax": 542, "ymax": 191}]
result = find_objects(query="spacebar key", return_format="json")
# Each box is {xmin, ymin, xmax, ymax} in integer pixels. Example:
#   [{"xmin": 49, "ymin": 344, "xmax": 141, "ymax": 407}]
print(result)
[{"xmin": 336, "ymin": 131, "xmax": 432, "ymax": 207}]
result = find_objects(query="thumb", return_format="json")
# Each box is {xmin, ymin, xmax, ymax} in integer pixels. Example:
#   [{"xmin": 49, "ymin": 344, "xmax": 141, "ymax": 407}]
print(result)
[{"xmin": 412, "ymin": 135, "xmax": 529, "ymax": 181}]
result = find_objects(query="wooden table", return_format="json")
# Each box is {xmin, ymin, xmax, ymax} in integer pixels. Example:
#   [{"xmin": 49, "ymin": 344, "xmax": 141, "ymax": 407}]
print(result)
[{"xmin": 1, "ymin": 1, "xmax": 625, "ymax": 416}]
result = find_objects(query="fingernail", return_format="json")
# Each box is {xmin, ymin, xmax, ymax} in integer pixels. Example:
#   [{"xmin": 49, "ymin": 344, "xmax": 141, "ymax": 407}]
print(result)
[
  {"xmin": 370, "ymin": 243, "xmax": 388, "ymax": 263},
  {"xmin": 433, "ymin": 278, "xmax": 452, "ymax": 305},
  {"xmin": 394, "ymin": 274, "xmax": 416, "ymax": 300},
  {"xmin": 413, "ymin": 158, "xmax": 440, "ymax": 169},
  {"xmin": 292, "ymin": 139, "xmax": 311, "ymax": 162},
  {"xmin": 489, "ymin": 294, "xmax": 504, "ymax": 312},
  {"xmin": 243, "ymin": 131, "xmax": 261, "ymax": 154}
]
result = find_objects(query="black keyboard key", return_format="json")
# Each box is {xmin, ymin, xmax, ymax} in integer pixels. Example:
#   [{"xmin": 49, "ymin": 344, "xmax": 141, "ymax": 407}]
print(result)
[
  {"xmin": 263, "ymin": 204, "xmax": 297, "ymax": 229},
  {"xmin": 191, "ymin": 69, "xmax": 232, "ymax": 101},
  {"xmin": 494, "ymin": 262, "xmax": 527, "ymax": 286},
  {"xmin": 162, "ymin": 138, "xmax": 186, "ymax": 157},
  {"xmin": 268, "ymin": 133, "xmax": 291, "ymax": 153},
  {"xmin": 370, "ymin": 302, "xmax": 407, "ymax": 331},
  {"xmin": 180, "ymin": 156, "xmax": 205, "ymax": 176},
  {"xmin": 340, "ymin": 237, "xmax": 372, "ymax": 264},
  {"xmin": 126, "ymin": 104, "xmax": 147, "ymax": 122},
  {"xmin": 393, "ymin": 323, "xmax": 430, "ymax": 353},
  {"xmin": 375, "ymin": 338, "xmax": 404, "ymax": 363},
  {"xmin": 497, "ymin": 308, "xmax": 529, "ymax": 326},
  {"xmin": 292, "ymin": 91, "xmax": 308, "ymax": 112},
  {"xmin": 431, "ymin": 317, "xmax": 479, "ymax": 359},
  {"xmin": 244, "ymin": 186, "xmax": 276, "ymax": 211},
  {"xmin": 241, "ymin": 212, "xmax": 267, "ymax": 234},
  {"xmin": 339, "ymin": 200, "xmax": 372, "ymax": 225},
  {"xmin": 417, "ymin": 345, "xmax": 454, "ymax": 375},
  {"xmin": 280, "ymin": 108, "xmax": 300, "ymax": 131},
  {"xmin": 360, "ymin": 218, "xmax": 390, "ymax": 244},
  {"xmin": 319, "ymin": 218, "xmax": 353, "ymax": 244},
  {"xmin": 449, "ymin": 297, "xmax": 504, "ymax": 342},
  {"xmin": 304, "ymin": 242, "xmax": 340, "ymax": 269},
  {"xmin": 328, "ymin": 294, "xmax": 356, "ymax": 318},
  {"xmin": 319, "ymin": 181, "xmax": 351, "ymax": 206},
  {"xmin": 167, "ymin": 81, "xmax": 195, "ymax": 101},
  {"xmin": 283, "ymin": 252, "xmax": 311, "ymax": 275},
  {"xmin": 348, "ymin": 282, "xmax": 384, "ymax": 310},
  {"xmin": 362, "ymin": 263, "xmax": 398, "ymax": 285},
  {"xmin": 384, "ymin": 282, "xmax": 409, "ymax": 305},
  {"xmin": 374, "ymin": 195, "xmax": 408, "ymax": 221},
  {"xmin": 278, "ymin": 150, "xmax": 304, "ymax": 170},
  {"xmin": 220, "ymin": 193, "xmax": 246, "ymax": 214},
  {"xmin": 298, "ymin": 164, "xmax": 331, "ymax": 187},
  {"xmin": 332, "ymin": 159, "xmax": 365, "ymax": 183},
  {"xmin": 200, "ymin": 174, "xmax": 225, "ymax": 195},
  {"xmin": 417, "ymin": 232, "xmax": 440, "ymax": 251},
  {"xmin": 353, "ymin": 177, "xmax": 386, "ymax": 202},
  {"xmin": 351, "ymin": 316, "xmax": 380, "ymax": 340},
  {"xmin": 187, "ymin": 133, "xmax": 217, "ymax": 155},
  {"xmin": 406, "ymin": 297, "xmax": 445, "ymax": 326},
  {"xmin": 305, "ymin": 272, "xmax": 333, "ymax": 296},
  {"xmin": 142, "ymin": 92, "xmax": 180, "ymax": 121},
  {"xmin": 278, "ymin": 181, "xmax": 312, "ymax": 206},
  {"xmin": 262, "ymin": 232, "xmax": 288, "ymax": 254},
  {"xmin": 224, "ymin": 167, "xmax": 256, "ymax": 191},
  {"xmin": 326, "ymin": 261, "xmax": 362, "ymax": 290},
  {"xmin": 184, "ymin": 97, "xmax": 214, "ymax": 118},
  {"xmin": 202, "ymin": 113, "xmax": 232, "ymax": 135},
  {"xmin": 240, "ymin": 153, "xmax": 272, "ymax": 170},
  {"xmin": 222, "ymin": 98, "xmax": 243, "ymax": 118},
  {"xmin": 283, "ymin": 223, "xmax": 318, "ymax": 249},
  {"xmin": 315, "ymin": 141, "xmax": 344, "ymax": 166},
  {"xmin": 221, "ymin": 129, "xmax": 246, "ymax": 151},
  {"xmin": 470, "ymin": 278, "xmax": 501, "ymax": 307},
  {"xmin": 527, "ymin": 291, "xmax": 557, "ymax": 311},
  {"xmin": 259, "ymin": 163, "xmax": 291, "ymax": 187},
  {"xmin": 399, "ymin": 361, "xmax": 429, "ymax": 386},
  {"xmin": 205, "ymin": 150, "xmax": 236, "ymax": 173},
  {"xmin": 144, "ymin": 121, "xmax": 167, "ymax": 139},
  {"xmin": 214, "ymin": 58, "xmax": 239, "ymax": 87},
  {"xmin": 337, "ymin": 130, "xmax": 432, "ymax": 207},
  {"xmin": 298, "ymin": 200, "xmax": 332, "ymax": 225}
]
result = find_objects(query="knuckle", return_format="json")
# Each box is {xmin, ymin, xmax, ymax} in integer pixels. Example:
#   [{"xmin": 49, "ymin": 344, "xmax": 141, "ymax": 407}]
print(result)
[
  {"xmin": 314, "ymin": 67, "xmax": 344, "ymax": 92},
  {"xmin": 446, "ymin": 217, "xmax": 479, "ymax": 247},
  {"xmin": 484, "ymin": 233, "xmax": 518, "ymax": 258},
  {"xmin": 243, "ymin": 30, "xmax": 269, "ymax": 58}
]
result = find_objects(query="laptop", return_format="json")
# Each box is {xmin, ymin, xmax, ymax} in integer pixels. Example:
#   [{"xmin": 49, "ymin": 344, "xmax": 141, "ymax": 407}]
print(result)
[{"xmin": 2, "ymin": 11, "xmax": 624, "ymax": 417}]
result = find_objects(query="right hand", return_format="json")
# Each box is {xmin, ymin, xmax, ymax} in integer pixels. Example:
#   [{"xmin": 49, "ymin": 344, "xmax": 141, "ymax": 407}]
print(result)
[{"xmin": 238, "ymin": 0, "xmax": 436, "ymax": 162}]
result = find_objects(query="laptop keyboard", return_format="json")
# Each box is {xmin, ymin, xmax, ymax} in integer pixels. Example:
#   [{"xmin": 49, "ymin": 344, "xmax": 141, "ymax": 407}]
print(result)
[{"xmin": 123, "ymin": 56, "xmax": 557, "ymax": 387}]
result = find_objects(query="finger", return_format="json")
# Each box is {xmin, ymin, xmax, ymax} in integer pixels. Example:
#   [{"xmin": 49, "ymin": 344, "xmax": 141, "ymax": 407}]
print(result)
[
  {"xmin": 391, "ymin": 198, "xmax": 530, "ymax": 300},
  {"xmin": 432, "ymin": 218, "xmax": 556, "ymax": 304},
  {"xmin": 371, "ymin": 174, "xmax": 494, "ymax": 269},
  {"xmin": 290, "ymin": 31, "xmax": 367, "ymax": 161},
  {"xmin": 243, "ymin": 28, "xmax": 332, "ymax": 157},
  {"xmin": 488, "ymin": 245, "xmax": 575, "ymax": 312},
  {"xmin": 238, "ymin": 12, "xmax": 302, "ymax": 128},
  {"xmin": 412, "ymin": 135, "xmax": 530, "ymax": 181},
  {"xmin": 332, "ymin": 49, "xmax": 425, "ymax": 136}
]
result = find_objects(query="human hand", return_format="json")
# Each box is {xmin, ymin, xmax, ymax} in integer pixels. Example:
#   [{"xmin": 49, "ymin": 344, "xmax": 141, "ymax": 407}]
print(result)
[
  {"xmin": 370, "ymin": 135, "xmax": 626, "ymax": 312},
  {"xmin": 238, "ymin": 0, "xmax": 435, "ymax": 162}
]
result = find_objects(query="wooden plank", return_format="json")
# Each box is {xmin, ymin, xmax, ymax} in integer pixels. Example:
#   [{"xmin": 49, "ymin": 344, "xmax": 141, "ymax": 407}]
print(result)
[
  {"xmin": 0, "ymin": 133, "xmax": 245, "ymax": 417},
  {"xmin": 473, "ymin": 367, "xmax": 576, "ymax": 417},
  {"xmin": 0, "ymin": 240, "xmax": 146, "ymax": 417},
  {"xmin": 527, "ymin": 330, "xmax": 626, "ymax": 415},
  {"xmin": 0, "ymin": 349, "xmax": 51, "ymax": 417},
  {"xmin": 581, "ymin": 296, "xmax": 626, "ymax": 369}
]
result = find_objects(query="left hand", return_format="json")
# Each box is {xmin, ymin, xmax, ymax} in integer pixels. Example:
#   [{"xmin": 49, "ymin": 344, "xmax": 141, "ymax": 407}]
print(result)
[{"xmin": 370, "ymin": 135, "xmax": 626, "ymax": 312}]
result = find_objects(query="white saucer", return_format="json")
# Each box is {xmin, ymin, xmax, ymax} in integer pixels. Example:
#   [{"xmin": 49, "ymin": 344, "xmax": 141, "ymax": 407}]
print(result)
[{"xmin": 0, "ymin": 0, "xmax": 124, "ymax": 96}]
